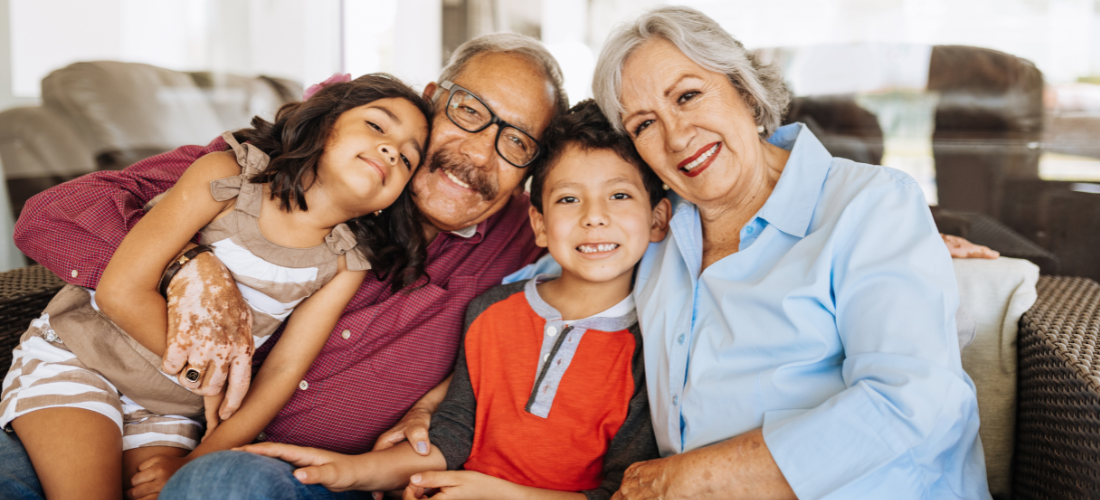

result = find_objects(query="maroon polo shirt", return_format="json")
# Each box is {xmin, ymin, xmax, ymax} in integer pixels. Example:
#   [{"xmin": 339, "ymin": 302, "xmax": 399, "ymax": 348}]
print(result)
[{"xmin": 14, "ymin": 135, "xmax": 542, "ymax": 453}]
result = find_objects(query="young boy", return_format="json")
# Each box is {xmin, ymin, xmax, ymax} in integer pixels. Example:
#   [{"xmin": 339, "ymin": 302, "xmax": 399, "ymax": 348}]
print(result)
[{"xmin": 241, "ymin": 100, "xmax": 671, "ymax": 500}]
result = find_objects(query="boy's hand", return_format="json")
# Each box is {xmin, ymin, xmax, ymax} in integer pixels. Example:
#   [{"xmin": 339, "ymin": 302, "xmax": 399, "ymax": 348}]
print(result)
[
  {"xmin": 127, "ymin": 454, "xmax": 192, "ymax": 500},
  {"xmin": 403, "ymin": 471, "xmax": 513, "ymax": 500},
  {"xmin": 941, "ymin": 234, "xmax": 999, "ymax": 259},
  {"xmin": 162, "ymin": 251, "xmax": 254, "ymax": 419},
  {"xmin": 372, "ymin": 406, "xmax": 433, "ymax": 455},
  {"xmin": 237, "ymin": 442, "xmax": 364, "ymax": 492}
]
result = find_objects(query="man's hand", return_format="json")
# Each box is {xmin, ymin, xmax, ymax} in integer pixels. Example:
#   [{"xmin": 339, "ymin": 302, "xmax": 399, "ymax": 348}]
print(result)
[
  {"xmin": 238, "ymin": 442, "xmax": 365, "ymax": 492},
  {"xmin": 127, "ymin": 454, "xmax": 192, "ymax": 500},
  {"xmin": 403, "ymin": 471, "xmax": 516, "ymax": 500},
  {"xmin": 162, "ymin": 251, "xmax": 254, "ymax": 421},
  {"xmin": 941, "ymin": 234, "xmax": 1000, "ymax": 259}
]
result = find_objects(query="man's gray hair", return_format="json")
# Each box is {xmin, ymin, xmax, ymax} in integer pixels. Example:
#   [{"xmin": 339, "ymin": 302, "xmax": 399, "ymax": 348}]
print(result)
[
  {"xmin": 437, "ymin": 32, "xmax": 569, "ymax": 115},
  {"xmin": 593, "ymin": 6, "xmax": 790, "ymax": 138}
]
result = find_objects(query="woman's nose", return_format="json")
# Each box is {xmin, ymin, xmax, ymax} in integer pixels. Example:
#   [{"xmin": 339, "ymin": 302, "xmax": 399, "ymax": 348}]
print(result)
[
  {"xmin": 378, "ymin": 144, "xmax": 397, "ymax": 165},
  {"xmin": 664, "ymin": 113, "xmax": 693, "ymax": 152}
]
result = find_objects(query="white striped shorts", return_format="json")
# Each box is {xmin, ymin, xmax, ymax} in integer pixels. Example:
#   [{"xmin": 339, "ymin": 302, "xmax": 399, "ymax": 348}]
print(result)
[{"xmin": 0, "ymin": 314, "xmax": 203, "ymax": 451}]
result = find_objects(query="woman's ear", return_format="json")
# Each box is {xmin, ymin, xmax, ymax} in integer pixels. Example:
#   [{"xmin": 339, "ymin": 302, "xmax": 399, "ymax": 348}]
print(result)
[
  {"xmin": 649, "ymin": 197, "xmax": 672, "ymax": 243},
  {"xmin": 528, "ymin": 205, "xmax": 550, "ymax": 248}
]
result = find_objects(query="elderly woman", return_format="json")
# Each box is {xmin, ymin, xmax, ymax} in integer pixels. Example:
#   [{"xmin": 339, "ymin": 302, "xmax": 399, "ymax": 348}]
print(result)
[{"xmin": 587, "ymin": 6, "xmax": 990, "ymax": 500}]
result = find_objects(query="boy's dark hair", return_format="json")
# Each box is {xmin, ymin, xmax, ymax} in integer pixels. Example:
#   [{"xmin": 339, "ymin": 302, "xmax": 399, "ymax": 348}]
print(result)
[
  {"xmin": 529, "ymin": 99, "xmax": 665, "ymax": 213},
  {"xmin": 233, "ymin": 74, "xmax": 433, "ymax": 293}
]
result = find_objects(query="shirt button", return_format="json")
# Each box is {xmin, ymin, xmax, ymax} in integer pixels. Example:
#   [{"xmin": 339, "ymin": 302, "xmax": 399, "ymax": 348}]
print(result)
[
  {"xmin": 546, "ymin": 326, "xmax": 558, "ymax": 337},
  {"xmin": 543, "ymin": 353, "xmax": 549, "ymax": 362},
  {"xmin": 341, "ymin": 329, "xmax": 351, "ymax": 339},
  {"xmin": 70, "ymin": 270, "xmax": 78, "ymax": 278},
  {"xmin": 672, "ymin": 395, "xmax": 679, "ymax": 406},
  {"xmin": 677, "ymin": 333, "xmax": 685, "ymax": 344},
  {"xmin": 256, "ymin": 432, "xmax": 267, "ymax": 441},
  {"xmin": 298, "ymin": 380, "xmax": 309, "ymax": 390}
]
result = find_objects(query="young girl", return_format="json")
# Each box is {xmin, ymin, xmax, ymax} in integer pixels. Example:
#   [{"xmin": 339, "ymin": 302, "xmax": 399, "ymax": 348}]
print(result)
[{"xmin": 0, "ymin": 74, "xmax": 432, "ymax": 499}]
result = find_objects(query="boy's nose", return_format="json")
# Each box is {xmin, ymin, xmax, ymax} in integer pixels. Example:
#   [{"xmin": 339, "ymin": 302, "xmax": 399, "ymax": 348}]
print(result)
[{"xmin": 378, "ymin": 144, "xmax": 397, "ymax": 165}]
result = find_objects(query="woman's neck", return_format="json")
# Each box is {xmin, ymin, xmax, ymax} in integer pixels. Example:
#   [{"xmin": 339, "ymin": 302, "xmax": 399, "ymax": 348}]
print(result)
[
  {"xmin": 536, "ymin": 269, "xmax": 633, "ymax": 322},
  {"xmin": 697, "ymin": 140, "xmax": 789, "ymax": 269}
]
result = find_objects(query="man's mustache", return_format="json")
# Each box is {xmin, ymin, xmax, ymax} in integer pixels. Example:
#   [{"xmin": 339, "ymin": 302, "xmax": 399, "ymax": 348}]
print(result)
[{"xmin": 427, "ymin": 150, "xmax": 498, "ymax": 202}]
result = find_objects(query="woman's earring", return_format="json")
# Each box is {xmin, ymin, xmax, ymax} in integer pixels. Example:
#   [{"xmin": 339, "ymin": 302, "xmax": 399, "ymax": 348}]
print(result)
[
  {"xmin": 662, "ymin": 184, "xmax": 669, "ymax": 191},
  {"xmin": 756, "ymin": 125, "xmax": 765, "ymax": 134}
]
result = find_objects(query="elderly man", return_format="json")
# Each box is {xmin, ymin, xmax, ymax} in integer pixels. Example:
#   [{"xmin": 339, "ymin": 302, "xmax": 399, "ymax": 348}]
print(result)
[{"xmin": 0, "ymin": 33, "xmax": 565, "ymax": 500}]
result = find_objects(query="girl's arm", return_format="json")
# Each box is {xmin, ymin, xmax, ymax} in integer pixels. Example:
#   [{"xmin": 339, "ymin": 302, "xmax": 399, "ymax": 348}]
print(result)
[
  {"xmin": 191, "ymin": 259, "xmax": 367, "ymax": 456},
  {"xmin": 127, "ymin": 260, "xmax": 367, "ymax": 499},
  {"xmin": 94, "ymin": 150, "xmax": 241, "ymax": 356}
]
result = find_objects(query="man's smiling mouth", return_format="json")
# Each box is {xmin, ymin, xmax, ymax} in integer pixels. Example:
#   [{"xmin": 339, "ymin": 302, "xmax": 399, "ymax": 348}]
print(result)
[{"xmin": 444, "ymin": 169, "xmax": 472, "ymax": 190}]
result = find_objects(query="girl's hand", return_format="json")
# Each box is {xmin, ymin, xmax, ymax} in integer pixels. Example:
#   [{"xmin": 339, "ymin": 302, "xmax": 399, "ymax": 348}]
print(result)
[
  {"xmin": 403, "ymin": 471, "xmax": 515, "ymax": 500},
  {"xmin": 237, "ymin": 442, "xmax": 364, "ymax": 492},
  {"xmin": 127, "ymin": 454, "xmax": 192, "ymax": 500},
  {"xmin": 202, "ymin": 391, "xmax": 227, "ymax": 442}
]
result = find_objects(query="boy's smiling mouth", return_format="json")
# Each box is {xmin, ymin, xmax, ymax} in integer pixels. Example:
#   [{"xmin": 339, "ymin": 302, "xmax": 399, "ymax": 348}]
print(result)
[{"xmin": 577, "ymin": 243, "xmax": 620, "ymax": 254}]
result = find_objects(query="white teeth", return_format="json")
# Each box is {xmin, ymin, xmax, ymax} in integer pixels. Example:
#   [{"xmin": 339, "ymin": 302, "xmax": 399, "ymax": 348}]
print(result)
[
  {"xmin": 684, "ymin": 143, "xmax": 719, "ymax": 171},
  {"xmin": 444, "ymin": 169, "xmax": 471, "ymax": 189},
  {"xmin": 578, "ymin": 243, "xmax": 619, "ymax": 254}
]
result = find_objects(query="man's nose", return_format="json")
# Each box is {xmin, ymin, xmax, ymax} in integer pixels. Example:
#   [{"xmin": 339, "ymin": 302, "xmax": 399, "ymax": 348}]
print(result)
[
  {"xmin": 457, "ymin": 124, "xmax": 498, "ymax": 169},
  {"xmin": 378, "ymin": 144, "xmax": 397, "ymax": 165}
]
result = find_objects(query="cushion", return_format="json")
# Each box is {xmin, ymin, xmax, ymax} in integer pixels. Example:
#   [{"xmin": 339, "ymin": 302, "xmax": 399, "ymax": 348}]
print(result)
[{"xmin": 956, "ymin": 257, "xmax": 1040, "ymax": 499}]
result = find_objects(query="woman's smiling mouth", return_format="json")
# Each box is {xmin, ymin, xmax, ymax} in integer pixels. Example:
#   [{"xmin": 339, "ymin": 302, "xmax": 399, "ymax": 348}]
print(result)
[{"xmin": 678, "ymin": 142, "xmax": 721, "ymax": 177}]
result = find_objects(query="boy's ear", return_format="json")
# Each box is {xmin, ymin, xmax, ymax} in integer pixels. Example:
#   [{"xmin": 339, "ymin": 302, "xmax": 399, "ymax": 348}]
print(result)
[
  {"xmin": 528, "ymin": 205, "xmax": 550, "ymax": 248},
  {"xmin": 649, "ymin": 197, "xmax": 672, "ymax": 243}
]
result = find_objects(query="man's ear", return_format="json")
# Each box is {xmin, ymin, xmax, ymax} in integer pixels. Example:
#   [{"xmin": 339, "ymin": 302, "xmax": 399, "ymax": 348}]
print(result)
[
  {"xmin": 649, "ymin": 197, "xmax": 672, "ymax": 243},
  {"xmin": 528, "ymin": 205, "xmax": 549, "ymax": 248},
  {"xmin": 422, "ymin": 82, "xmax": 439, "ymax": 104}
]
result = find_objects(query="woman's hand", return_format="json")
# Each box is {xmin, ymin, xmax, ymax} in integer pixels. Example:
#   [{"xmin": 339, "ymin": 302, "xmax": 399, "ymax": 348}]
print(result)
[
  {"xmin": 127, "ymin": 454, "xmax": 192, "ymax": 500},
  {"xmin": 237, "ymin": 442, "xmax": 365, "ymax": 492},
  {"xmin": 941, "ymin": 233, "xmax": 999, "ymax": 259},
  {"xmin": 612, "ymin": 455, "xmax": 690, "ymax": 500},
  {"xmin": 403, "ymin": 471, "xmax": 516, "ymax": 500}
]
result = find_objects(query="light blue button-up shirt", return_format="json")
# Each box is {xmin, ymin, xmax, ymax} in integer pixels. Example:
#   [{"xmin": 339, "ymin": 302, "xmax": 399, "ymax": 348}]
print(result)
[
  {"xmin": 505, "ymin": 123, "xmax": 990, "ymax": 499},
  {"xmin": 636, "ymin": 124, "xmax": 989, "ymax": 499}
]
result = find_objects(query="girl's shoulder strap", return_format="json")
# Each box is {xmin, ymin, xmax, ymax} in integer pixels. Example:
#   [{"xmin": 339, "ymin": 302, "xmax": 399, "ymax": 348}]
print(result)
[
  {"xmin": 325, "ymin": 223, "xmax": 372, "ymax": 271},
  {"xmin": 221, "ymin": 131, "xmax": 270, "ymax": 176}
]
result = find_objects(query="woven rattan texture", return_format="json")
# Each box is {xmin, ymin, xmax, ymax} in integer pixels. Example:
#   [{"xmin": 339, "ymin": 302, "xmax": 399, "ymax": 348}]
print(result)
[
  {"xmin": 1014, "ymin": 276, "xmax": 1100, "ymax": 499},
  {"xmin": 0, "ymin": 264, "xmax": 65, "ymax": 370}
]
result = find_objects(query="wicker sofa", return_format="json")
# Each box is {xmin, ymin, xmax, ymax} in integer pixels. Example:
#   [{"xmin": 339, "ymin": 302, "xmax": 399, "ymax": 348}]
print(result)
[{"xmin": 0, "ymin": 214, "xmax": 1098, "ymax": 499}]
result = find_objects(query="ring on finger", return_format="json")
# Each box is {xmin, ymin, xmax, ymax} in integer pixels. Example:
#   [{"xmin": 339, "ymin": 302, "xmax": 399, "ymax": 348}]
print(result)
[{"xmin": 185, "ymin": 367, "xmax": 203, "ymax": 383}]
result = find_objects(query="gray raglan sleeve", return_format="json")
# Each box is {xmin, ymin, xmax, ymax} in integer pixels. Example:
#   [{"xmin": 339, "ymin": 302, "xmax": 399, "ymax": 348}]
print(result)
[
  {"xmin": 429, "ymin": 281, "xmax": 528, "ymax": 470},
  {"xmin": 582, "ymin": 323, "xmax": 660, "ymax": 500}
]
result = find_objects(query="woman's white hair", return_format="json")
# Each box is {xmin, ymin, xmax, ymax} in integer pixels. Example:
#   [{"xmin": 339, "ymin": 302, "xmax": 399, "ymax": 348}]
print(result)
[
  {"xmin": 437, "ymin": 32, "xmax": 569, "ymax": 115},
  {"xmin": 593, "ymin": 6, "xmax": 790, "ymax": 138}
]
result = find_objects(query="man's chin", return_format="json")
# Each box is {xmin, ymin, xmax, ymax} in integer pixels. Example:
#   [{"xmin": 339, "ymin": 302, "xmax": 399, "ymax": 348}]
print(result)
[{"xmin": 413, "ymin": 170, "xmax": 504, "ymax": 232}]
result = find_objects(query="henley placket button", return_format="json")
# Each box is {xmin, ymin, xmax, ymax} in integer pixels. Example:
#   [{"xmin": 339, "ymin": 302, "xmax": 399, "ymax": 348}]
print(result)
[{"xmin": 546, "ymin": 326, "xmax": 558, "ymax": 337}]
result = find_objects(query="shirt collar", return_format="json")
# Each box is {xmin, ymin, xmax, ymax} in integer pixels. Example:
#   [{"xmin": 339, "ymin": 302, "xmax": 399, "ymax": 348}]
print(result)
[
  {"xmin": 449, "ymin": 223, "xmax": 479, "ymax": 238},
  {"xmin": 755, "ymin": 123, "xmax": 834, "ymax": 238}
]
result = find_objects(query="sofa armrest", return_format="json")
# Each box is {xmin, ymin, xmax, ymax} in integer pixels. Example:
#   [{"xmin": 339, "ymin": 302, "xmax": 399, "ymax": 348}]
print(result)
[
  {"xmin": 0, "ymin": 265, "xmax": 66, "ymax": 370},
  {"xmin": 1014, "ymin": 275, "xmax": 1100, "ymax": 499}
]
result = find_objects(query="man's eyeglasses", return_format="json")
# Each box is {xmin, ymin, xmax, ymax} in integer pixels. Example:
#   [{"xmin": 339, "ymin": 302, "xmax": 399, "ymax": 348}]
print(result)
[{"xmin": 438, "ymin": 81, "xmax": 541, "ymax": 168}]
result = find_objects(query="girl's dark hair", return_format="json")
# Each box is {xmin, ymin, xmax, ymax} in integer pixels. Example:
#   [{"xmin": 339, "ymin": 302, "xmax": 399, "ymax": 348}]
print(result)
[
  {"xmin": 233, "ymin": 74, "xmax": 433, "ymax": 293},
  {"xmin": 529, "ymin": 99, "xmax": 666, "ymax": 213}
]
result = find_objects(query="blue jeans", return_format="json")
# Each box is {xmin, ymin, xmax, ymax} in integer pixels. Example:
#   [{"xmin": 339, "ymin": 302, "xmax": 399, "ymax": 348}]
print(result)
[
  {"xmin": 162, "ymin": 450, "xmax": 371, "ymax": 500},
  {"xmin": 0, "ymin": 430, "xmax": 45, "ymax": 500}
]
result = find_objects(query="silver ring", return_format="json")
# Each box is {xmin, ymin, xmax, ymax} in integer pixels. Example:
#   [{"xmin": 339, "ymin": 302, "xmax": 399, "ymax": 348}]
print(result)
[{"xmin": 185, "ymin": 367, "xmax": 202, "ymax": 383}]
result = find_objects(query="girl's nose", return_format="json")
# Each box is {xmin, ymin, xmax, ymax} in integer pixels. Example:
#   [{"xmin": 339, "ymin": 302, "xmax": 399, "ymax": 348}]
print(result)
[{"xmin": 378, "ymin": 144, "xmax": 397, "ymax": 165}]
